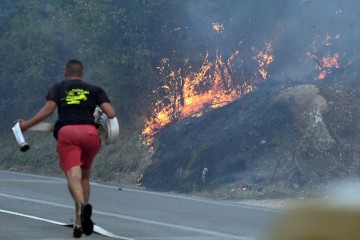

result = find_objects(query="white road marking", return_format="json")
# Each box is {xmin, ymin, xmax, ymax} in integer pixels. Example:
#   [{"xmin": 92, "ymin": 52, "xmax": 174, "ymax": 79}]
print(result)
[
  {"xmin": 0, "ymin": 209, "xmax": 68, "ymax": 225},
  {"xmin": 0, "ymin": 193, "xmax": 252, "ymax": 240},
  {"xmin": 0, "ymin": 208, "xmax": 132, "ymax": 239}
]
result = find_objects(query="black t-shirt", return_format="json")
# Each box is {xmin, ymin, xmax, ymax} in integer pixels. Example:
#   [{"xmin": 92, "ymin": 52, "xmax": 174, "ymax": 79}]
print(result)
[{"xmin": 46, "ymin": 79, "xmax": 110, "ymax": 139}]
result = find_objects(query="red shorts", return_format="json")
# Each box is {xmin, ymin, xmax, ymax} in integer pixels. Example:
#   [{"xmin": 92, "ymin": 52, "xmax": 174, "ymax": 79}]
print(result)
[{"xmin": 57, "ymin": 124, "xmax": 101, "ymax": 172}]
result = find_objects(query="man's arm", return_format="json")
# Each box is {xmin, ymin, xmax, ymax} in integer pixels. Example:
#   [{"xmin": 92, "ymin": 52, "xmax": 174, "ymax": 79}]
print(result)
[
  {"xmin": 18, "ymin": 101, "xmax": 57, "ymax": 131},
  {"xmin": 100, "ymin": 102, "xmax": 116, "ymax": 118}
]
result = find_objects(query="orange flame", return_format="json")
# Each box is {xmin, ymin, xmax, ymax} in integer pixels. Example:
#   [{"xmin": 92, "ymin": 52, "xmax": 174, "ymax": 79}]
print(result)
[
  {"xmin": 253, "ymin": 42, "xmax": 274, "ymax": 79},
  {"xmin": 307, "ymin": 32, "xmax": 341, "ymax": 80},
  {"xmin": 142, "ymin": 50, "xmax": 254, "ymax": 146},
  {"xmin": 321, "ymin": 53, "xmax": 340, "ymax": 68},
  {"xmin": 142, "ymin": 41, "xmax": 276, "ymax": 146},
  {"xmin": 212, "ymin": 22, "xmax": 223, "ymax": 33},
  {"xmin": 317, "ymin": 53, "xmax": 340, "ymax": 80},
  {"xmin": 307, "ymin": 52, "xmax": 340, "ymax": 80}
]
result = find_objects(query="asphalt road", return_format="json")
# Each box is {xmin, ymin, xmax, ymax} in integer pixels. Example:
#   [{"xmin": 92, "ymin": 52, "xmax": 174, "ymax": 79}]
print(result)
[{"xmin": 0, "ymin": 171, "xmax": 280, "ymax": 240}]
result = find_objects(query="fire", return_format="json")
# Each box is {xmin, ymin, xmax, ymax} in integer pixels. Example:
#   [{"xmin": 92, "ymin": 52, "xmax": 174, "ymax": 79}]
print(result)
[
  {"xmin": 321, "ymin": 53, "xmax": 340, "ymax": 68},
  {"xmin": 141, "ymin": 13, "xmax": 347, "ymax": 148},
  {"xmin": 212, "ymin": 22, "xmax": 223, "ymax": 33},
  {"xmin": 142, "ymin": 28, "xmax": 344, "ymax": 146},
  {"xmin": 181, "ymin": 51, "xmax": 243, "ymax": 115},
  {"xmin": 142, "ymin": 50, "xmax": 255, "ymax": 146},
  {"xmin": 317, "ymin": 53, "xmax": 340, "ymax": 80},
  {"xmin": 252, "ymin": 42, "xmax": 274, "ymax": 79},
  {"xmin": 141, "ymin": 38, "xmax": 278, "ymax": 147},
  {"xmin": 307, "ymin": 32, "xmax": 341, "ymax": 80},
  {"xmin": 307, "ymin": 52, "xmax": 340, "ymax": 80}
]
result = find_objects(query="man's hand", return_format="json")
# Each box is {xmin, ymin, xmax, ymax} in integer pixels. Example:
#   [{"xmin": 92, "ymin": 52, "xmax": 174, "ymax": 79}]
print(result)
[
  {"xmin": 14, "ymin": 119, "xmax": 29, "ymax": 131},
  {"xmin": 19, "ymin": 120, "xmax": 31, "ymax": 131},
  {"xmin": 100, "ymin": 102, "xmax": 116, "ymax": 119}
]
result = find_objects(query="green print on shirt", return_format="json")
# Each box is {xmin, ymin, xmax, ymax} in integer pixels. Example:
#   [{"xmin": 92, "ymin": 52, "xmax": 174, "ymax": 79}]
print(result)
[{"xmin": 64, "ymin": 88, "xmax": 90, "ymax": 104}]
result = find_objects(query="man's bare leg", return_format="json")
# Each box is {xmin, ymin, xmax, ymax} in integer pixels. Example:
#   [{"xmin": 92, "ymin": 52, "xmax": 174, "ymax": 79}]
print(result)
[
  {"xmin": 66, "ymin": 166, "xmax": 84, "ymax": 226},
  {"xmin": 81, "ymin": 168, "xmax": 91, "ymax": 203},
  {"xmin": 79, "ymin": 167, "xmax": 94, "ymax": 236}
]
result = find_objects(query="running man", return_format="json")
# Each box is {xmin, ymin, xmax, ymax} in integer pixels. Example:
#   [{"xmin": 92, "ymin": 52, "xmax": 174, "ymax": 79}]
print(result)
[{"xmin": 17, "ymin": 59, "xmax": 116, "ymax": 238}]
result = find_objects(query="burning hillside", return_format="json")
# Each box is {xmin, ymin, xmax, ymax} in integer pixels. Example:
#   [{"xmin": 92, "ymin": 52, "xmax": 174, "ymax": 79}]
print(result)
[
  {"xmin": 141, "ymin": 48, "xmax": 263, "ymax": 146},
  {"xmin": 139, "ymin": 1, "xmax": 360, "ymax": 195},
  {"xmin": 141, "ymin": 69, "xmax": 360, "ymax": 194},
  {"xmin": 141, "ymin": 1, "xmax": 351, "ymax": 147}
]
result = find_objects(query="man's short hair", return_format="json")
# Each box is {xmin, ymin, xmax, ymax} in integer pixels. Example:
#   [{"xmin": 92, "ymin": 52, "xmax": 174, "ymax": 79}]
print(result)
[{"xmin": 65, "ymin": 59, "xmax": 83, "ymax": 77}]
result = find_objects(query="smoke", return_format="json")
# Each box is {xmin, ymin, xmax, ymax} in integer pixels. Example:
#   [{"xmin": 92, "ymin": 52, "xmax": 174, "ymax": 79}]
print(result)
[
  {"xmin": 272, "ymin": 0, "xmax": 360, "ymax": 80},
  {"xmin": 323, "ymin": 179, "xmax": 360, "ymax": 205},
  {"xmin": 183, "ymin": 0, "xmax": 360, "ymax": 81}
]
